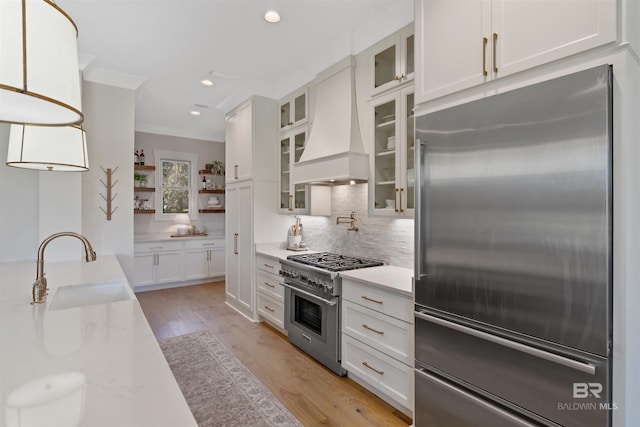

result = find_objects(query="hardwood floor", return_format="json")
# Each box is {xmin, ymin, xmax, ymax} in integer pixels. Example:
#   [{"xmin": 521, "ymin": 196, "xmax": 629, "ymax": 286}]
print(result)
[{"xmin": 137, "ymin": 281, "xmax": 412, "ymax": 427}]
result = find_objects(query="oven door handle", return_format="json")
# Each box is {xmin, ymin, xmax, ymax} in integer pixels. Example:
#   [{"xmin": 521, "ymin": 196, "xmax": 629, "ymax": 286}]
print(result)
[{"xmin": 279, "ymin": 282, "xmax": 337, "ymax": 306}]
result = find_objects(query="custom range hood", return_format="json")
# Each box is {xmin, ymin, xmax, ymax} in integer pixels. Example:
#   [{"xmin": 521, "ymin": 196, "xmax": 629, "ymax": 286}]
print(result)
[{"xmin": 293, "ymin": 56, "xmax": 368, "ymax": 185}]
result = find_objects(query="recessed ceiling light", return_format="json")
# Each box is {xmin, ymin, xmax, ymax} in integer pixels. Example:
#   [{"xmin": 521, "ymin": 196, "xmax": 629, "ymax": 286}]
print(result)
[
  {"xmin": 190, "ymin": 110, "xmax": 201, "ymax": 116},
  {"xmin": 264, "ymin": 10, "xmax": 280, "ymax": 23},
  {"xmin": 201, "ymin": 79, "xmax": 214, "ymax": 86}
]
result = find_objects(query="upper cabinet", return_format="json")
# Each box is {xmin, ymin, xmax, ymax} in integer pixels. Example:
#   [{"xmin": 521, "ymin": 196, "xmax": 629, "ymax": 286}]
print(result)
[
  {"xmin": 369, "ymin": 86, "xmax": 415, "ymax": 217},
  {"xmin": 225, "ymin": 96, "xmax": 278, "ymax": 183},
  {"xmin": 415, "ymin": 0, "xmax": 617, "ymax": 104},
  {"xmin": 369, "ymin": 24, "xmax": 415, "ymax": 97},
  {"xmin": 279, "ymin": 88, "xmax": 308, "ymax": 132},
  {"xmin": 279, "ymin": 127, "xmax": 309, "ymax": 213}
]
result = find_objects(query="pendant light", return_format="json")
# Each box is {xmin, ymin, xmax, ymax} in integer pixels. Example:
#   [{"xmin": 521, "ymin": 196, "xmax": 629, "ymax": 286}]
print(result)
[
  {"xmin": 0, "ymin": 0, "xmax": 83, "ymax": 126},
  {"xmin": 6, "ymin": 124, "xmax": 89, "ymax": 171}
]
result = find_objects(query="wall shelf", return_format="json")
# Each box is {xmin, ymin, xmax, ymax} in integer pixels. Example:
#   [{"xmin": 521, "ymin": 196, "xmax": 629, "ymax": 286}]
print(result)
[
  {"xmin": 134, "ymin": 209, "xmax": 156, "ymax": 214},
  {"xmin": 199, "ymin": 209, "xmax": 225, "ymax": 213},
  {"xmin": 135, "ymin": 187, "xmax": 155, "ymax": 192},
  {"xmin": 199, "ymin": 189, "xmax": 225, "ymax": 194},
  {"xmin": 135, "ymin": 165, "xmax": 155, "ymax": 171},
  {"xmin": 199, "ymin": 169, "xmax": 224, "ymax": 175}
]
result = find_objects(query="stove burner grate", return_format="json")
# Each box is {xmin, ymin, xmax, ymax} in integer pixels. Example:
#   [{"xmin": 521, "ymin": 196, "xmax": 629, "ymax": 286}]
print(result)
[{"xmin": 287, "ymin": 252, "xmax": 384, "ymax": 272}]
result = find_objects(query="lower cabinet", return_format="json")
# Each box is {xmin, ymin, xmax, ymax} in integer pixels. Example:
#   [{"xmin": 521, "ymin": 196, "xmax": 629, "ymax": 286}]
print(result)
[
  {"xmin": 133, "ymin": 238, "xmax": 225, "ymax": 289},
  {"xmin": 184, "ymin": 239, "xmax": 225, "ymax": 281},
  {"xmin": 256, "ymin": 254, "xmax": 285, "ymax": 333},
  {"xmin": 341, "ymin": 278, "xmax": 414, "ymax": 417}
]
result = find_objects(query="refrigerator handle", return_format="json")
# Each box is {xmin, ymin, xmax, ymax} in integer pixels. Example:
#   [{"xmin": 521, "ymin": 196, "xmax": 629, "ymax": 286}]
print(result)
[
  {"xmin": 414, "ymin": 311, "xmax": 597, "ymax": 376},
  {"xmin": 414, "ymin": 139, "xmax": 427, "ymax": 280}
]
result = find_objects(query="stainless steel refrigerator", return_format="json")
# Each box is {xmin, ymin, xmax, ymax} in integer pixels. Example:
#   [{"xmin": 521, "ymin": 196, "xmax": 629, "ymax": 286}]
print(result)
[{"xmin": 414, "ymin": 65, "xmax": 613, "ymax": 427}]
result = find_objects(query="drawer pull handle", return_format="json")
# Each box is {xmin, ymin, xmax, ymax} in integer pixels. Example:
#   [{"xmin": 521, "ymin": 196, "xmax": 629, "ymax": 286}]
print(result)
[
  {"xmin": 362, "ymin": 295, "xmax": 383, "ymax": 304},
  {"xmin": 264, "ymin": 305, "xmax": 275, "ymax": 313},
  {"xmin": 493, "ymin": 32, "xmax": 499, "ymax": 73},
  {"xmin": 263, "ymin": 263, "xmax": 275, "ymax": 269},
  {"xmin": 203, "ymin": 243, "xmax": 216, "ymax": 247},
  {"xmin": 362, "ymin": 324, "xmax": 384, "ymax": 335},
  {"xmin": 264, "ymin": 282, "xmax": 275, "ymax": 288},
  {"xmin": 362, "ymin": 361, "xmax": 384, "ymax": 375}
]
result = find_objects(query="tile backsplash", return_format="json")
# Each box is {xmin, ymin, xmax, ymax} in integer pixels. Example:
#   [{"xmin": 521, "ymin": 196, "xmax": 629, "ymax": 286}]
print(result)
[{"xmin": 299, "ymin": 183, "xmax": 414, "ymax": 269}]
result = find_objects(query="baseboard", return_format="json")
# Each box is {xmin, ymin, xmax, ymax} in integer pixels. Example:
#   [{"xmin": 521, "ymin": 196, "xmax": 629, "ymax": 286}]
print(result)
[{"xmin": 134, "ymin": 276, "xmax": 224, "ymax": 293}]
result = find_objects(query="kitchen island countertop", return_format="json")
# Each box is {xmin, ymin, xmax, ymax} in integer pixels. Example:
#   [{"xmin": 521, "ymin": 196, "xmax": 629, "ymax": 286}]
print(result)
[{"xmin": 0, "ymin": 256, "xmax": 196, "ymax": 427}]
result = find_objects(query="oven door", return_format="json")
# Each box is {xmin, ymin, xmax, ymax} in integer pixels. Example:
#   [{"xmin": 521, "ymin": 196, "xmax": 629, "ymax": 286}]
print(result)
[{"xmin": 282, "ymin": 282, "xmax": 345, "ymax": 375}]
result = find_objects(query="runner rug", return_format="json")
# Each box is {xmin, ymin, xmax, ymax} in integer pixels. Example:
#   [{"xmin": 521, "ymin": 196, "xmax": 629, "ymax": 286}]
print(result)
[{"xmin": 159, "ymin": 330, "xmax": 303, "ymax": 427}]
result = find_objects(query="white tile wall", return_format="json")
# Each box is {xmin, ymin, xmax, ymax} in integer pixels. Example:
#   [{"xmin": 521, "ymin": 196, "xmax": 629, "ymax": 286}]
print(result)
[{"xmin": 299, "ymin": 183, "xmax": 414, "ymax": 269}]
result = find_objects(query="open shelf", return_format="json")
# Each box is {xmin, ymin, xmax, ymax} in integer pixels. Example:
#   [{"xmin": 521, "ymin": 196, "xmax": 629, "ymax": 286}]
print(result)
[
  {"xmin": 134, "ymin": 187, "xmax": 155, "ymax": 192},
  {"xmin": 199, "ymin": 189, "xmax": 225, "ymax": 194},
  {"xmin": 134, "ymin": 209, "xmax": 156, "ymax": 214},
  {"xmin": 199, "ymin": 208, "xmax": 225, "ymax": 213},
  {"xmin": 135, "ymin": 165, "xmax": 155, "ymax": 171},
  {"xmin": 199, "ymin": 169, "xmax": 224, "ymax": 175}
]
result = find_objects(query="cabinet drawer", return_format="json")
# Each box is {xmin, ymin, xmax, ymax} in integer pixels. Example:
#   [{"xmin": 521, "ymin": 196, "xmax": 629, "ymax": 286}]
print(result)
[
  {"xmin": 255, "ymin": 254, "xmax": 280, "ymax": 274},
  {"xmin": 184, "ymin": 238, "xmax": 224, "ymax": 250},
  {"xmin": 256, "ymin": 271, "xmax": 284, "ymax": 301},
  {"xmin": 342, "ymin": 279, "xmax": 413, "ymax": 323},
  {"xmin": 257, "ymin": 292, "xmax": 284, "ymax": 330},
  {"xmin": 134, "ymin": 241, "xmax": 182, "ymax": 253},
  {"xmin": 342, "ymin": 334, "xmax": 412, "ymax": 411},
  {"xmin": 343, "ymin": 300, "xmax": 413, "ymax": 365}
]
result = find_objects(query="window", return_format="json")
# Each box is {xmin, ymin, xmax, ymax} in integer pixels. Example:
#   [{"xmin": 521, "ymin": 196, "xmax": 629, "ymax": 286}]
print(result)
[
  {"xmin": 161, "ymin": 159, "xmax": 190, "ymax": 214},
  {"xmin": 154, "ymin": 150, "xmax": 198, "ymax": 220}
]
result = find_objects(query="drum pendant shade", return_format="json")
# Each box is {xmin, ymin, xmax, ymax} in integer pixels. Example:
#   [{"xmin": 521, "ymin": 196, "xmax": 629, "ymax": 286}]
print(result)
[
  {"xmin": 0, "ymin": 0, "xmax": 83, "ymax": 125},
  {"xmin": 7, "ymin": 124, "xmax": 89, "ymax": 171}
]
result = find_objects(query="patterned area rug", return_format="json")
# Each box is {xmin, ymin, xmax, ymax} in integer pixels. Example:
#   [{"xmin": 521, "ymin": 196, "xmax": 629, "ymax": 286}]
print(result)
[{"xmin": 159, "ymin": 330, "xmax": 303, "ymax": 427}]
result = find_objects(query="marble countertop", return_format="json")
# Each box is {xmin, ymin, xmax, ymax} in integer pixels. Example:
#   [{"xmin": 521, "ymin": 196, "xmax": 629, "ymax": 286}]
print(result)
[
  {"xmin": 135, "ymin": 232, "xmax": 225, "ymax": 243},
  {"xmin": 339, "ymin": 265, "xmax": 414, "ymax": 298},
  {"xmin": 255, "ymin": 243, "xmax": 414, "ymax": 297},
  {"xmin": 0, "ymin": 256, "xmax": 196, "ymax": 427}
]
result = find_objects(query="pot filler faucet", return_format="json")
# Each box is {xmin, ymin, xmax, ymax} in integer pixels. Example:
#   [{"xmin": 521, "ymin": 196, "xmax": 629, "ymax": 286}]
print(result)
[
  {"xmin": 31, "ymin": 232, "xmax": 97, "ymax": 305},
  {"xmin": 336, "ymin": 211, "xmax": 359, "ymax": 232}
]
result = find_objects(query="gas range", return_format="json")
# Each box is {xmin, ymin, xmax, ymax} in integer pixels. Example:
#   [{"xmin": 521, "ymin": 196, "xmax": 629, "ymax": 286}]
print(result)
[
  {"xmin": 279, "ymin": 252, "xmax": 384, "ymax": 298},
  {"xmin": 286, "ymin": 252, "xmax": 385, "ymax": 272},
  {"xmin": 279, "ymin": 252, "xmax": 384, "ymax": 376}
]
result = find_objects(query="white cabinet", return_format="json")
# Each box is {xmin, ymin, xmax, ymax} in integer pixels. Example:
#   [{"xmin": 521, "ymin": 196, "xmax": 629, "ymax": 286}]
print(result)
[
  {"xmin": 415, "ymin": 0, "xmax": 617, "ymax": 103},
  {"xmin": 255, "ymin": 254, "xmax": 285, "ymax": 332},
  {"xmin": 279, "ymin": 127, "xmax": 309, "ymax": 213},
  {"xmin": 184, "ymin": 239, "xmax": 225, "ymax": 281},
  {"xmin": 225, "ymin": 181, "xmax": 254, "ymax": 315},
  {"xmin": 279, "ymin": 87, "xmax": 308, "ymax": 132},
  {"xmin": 225, "ymin": 96, "xmax": 278, "ymax": 183},
  {"xmin": 133, "ymin": 241, "xmax": 184, "ymax": 287},
  {"xmin": 341, "ymin": 278, "xmax": 414, "ymax": 417},
  {"xmin": 369, "ymin": 86, "xmax": 414, "ymax": 217},
  {"xmin": 369, "ymin": 24, "xmax": 414, "ymax": 97}
]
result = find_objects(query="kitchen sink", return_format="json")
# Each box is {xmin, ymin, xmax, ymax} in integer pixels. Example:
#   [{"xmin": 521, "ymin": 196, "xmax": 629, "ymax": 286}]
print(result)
[{"xmin": 49, "ymin": 281, "xmax": 134, "ymax": 311}]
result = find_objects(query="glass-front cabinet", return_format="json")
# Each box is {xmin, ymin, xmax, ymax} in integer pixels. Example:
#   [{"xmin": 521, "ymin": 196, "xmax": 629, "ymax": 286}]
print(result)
[
  {"xmin": 280, "ymin": 88, "xmax": 308, "ymax": 132},
  {"xmin": 370, "ymin": 86, "xmax": 414, "ymax": 217},
  {"xmin": 370, "ymin": 24, "xmax": 414, "ymax": 97},
  {"xmin": 279, "ymin": 128, "xmax": 309, "ymax": 213}
]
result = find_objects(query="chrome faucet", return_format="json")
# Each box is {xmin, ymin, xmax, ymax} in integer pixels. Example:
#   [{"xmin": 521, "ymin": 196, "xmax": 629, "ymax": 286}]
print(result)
[
  {"xmin": 32, "ymin": 232, "xmax": 97, "ymax": 304},
  {"xmin": 336, "ymin": 211, "xmax": 359, "ymax": 232}
]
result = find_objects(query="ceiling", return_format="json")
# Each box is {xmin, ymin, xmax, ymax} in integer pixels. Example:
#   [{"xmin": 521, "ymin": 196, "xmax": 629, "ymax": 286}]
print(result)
[{"xmin": 56, "ymin": 0, "xmax": 414, "ymax": 142}]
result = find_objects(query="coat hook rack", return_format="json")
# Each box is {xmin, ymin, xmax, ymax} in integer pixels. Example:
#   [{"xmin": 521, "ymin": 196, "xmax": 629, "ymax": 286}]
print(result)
[{"xmin": 99, "ymin": 166, "xmax": 119, "ymax": 220}]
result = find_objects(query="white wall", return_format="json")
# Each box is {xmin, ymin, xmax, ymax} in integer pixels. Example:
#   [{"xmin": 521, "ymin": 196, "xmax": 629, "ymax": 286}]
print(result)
[
  {"xmin": 299, "ymin": 183, "xmax": 414, "ymax": 269},
  {"xmin": 133, "ymin": 131, "xmax": 226, "ymax": 236},
  {"xmin": 0, "ymin": 123, "xmax": 39, "ymax": 261}
]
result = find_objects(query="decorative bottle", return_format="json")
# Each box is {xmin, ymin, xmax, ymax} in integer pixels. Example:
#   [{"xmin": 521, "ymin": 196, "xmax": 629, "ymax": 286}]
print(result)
[
  {"xmin": 139, "ymin": 149, "xmax": 145, "ymax": 165},
  {"xmin": 134, "ymin": 150, "xmax": 139, "ymax": 165}
]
